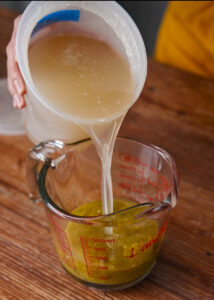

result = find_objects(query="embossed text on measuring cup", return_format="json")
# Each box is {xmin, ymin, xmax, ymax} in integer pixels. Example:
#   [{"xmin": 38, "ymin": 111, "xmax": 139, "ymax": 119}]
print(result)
[{"xmin": 118, "ymin": 153, "xmax": 170, "ymax": 202}]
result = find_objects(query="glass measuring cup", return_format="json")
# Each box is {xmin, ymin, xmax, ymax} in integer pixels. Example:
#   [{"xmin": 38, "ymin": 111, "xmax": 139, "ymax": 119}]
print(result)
[
  {"xmin": 16, "ymin": 1, "xmax": 147, "ymax": 144},
  {"xmin": 27, "ymin": 137, "xmax": 178, "ymax": 290}
]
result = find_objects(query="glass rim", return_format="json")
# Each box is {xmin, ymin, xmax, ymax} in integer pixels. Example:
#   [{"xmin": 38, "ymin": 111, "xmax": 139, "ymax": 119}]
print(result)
[{"xmin": 37, "ymin": 136, "xmax": 179, "ymax": 222}]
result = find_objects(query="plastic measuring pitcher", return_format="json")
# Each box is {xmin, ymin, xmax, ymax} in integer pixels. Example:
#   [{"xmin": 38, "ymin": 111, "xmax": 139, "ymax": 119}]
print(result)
[
  {"xmin": 26, "ymin": 137, "xmax": 179, "ymax": 290},
  {"xmin": 16, "ymin": 1, "xmax": 147, "ymax": 144}
]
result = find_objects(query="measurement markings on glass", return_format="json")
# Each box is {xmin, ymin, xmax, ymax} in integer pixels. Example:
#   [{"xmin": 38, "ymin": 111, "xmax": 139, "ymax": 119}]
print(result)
[
  {"xmin": 80, "ymin": 236, "xmax": 97, "ymax": 278},
  {"xmin": 80, "ymin": 236, "xmax": 110, "ymax": 280},
  {"xmin": 118, "ymin": 153, "xmax": 171, "ymax": 202},
  {"xmin": 47, "ymin": 211, "xmax": 76, "ymax": 270},
  {"xmin": 65, "ymin": 231, "xmax": 76, "ymax": 270}
]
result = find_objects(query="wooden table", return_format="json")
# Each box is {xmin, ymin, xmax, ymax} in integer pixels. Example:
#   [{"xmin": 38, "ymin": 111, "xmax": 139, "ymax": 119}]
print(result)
[{"xmin": 0, "ymin": 7, "xmax": 214, "ymax": 300}]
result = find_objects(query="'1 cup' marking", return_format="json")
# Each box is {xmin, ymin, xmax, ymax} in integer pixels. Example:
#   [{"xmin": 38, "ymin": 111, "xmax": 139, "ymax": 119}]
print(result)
[{"xmin": 125, "ymin": 221, "xmax": 167, "ymax": 258}]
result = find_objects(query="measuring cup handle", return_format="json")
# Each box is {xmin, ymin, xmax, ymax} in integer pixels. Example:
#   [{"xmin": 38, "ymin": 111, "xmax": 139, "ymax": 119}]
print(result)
[{"xmin": 26, "ymin": 140, "xmax": 67, "ymax": 203}]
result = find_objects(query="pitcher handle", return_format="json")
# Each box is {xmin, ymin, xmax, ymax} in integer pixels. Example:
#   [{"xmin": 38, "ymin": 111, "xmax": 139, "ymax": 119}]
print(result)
[{"xmin": 26, "ymin": 140, "xmax": 67, "ymax": 203}]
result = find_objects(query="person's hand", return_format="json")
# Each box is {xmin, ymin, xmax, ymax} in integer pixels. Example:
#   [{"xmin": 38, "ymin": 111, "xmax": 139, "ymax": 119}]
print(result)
[{"xmin": 6, "ymin": 15, "xmax": 26, "ymax": 109}]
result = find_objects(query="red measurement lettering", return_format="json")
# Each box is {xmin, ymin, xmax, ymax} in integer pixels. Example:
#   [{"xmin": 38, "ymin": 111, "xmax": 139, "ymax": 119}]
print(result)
[
  {"xmin": 126, "ymin": 222, "xmax": 167, "ymax": 259},
  {"xmin": 118, "ymin": 182, "xmax": 131, "ymax": 191},
  {"xmin": 94, "ymin": 247, "xmax": 106, "ymax": 252},
  {"xmin": 47, "ymin": 213, "xmax": 67, "ymax": 252},
  {"xmin": 96, "ymin": 256, "xmax": 107, "ymax": 261},
  {"xmin": 120, "ymin": 173, "xmax": 140, "ymax": 182},
  {"xmin": 119, "ymin": 153, "xmax": 171, "ymax": 201},
  {"xmin": 99, "ymin": 276, "xmax": 109, "ymax": 280},
  {"xmin": 141, "ymin": 240, "xmax": 152, "ymax": 252},
  {"xmin": 118, "ymin": 182, "xmax": 146, "ymax": 196},
  {"xmin": 120, "ymin": 164, "xmax": 138, "ymax": 173},
  {"xmin": 46, "ymin": 212, "xmax": 76, "ymax": 269},
  {"xmin": 125, "ymin": 247, "xmax": 138, "ymax": 258},
  {"xmin": 119, "ymin": 154, "xmax": 159, "ymax": 175},
  {"xmin": 92, "ymin": 238, "xmax": 115, "ymax": 243}
]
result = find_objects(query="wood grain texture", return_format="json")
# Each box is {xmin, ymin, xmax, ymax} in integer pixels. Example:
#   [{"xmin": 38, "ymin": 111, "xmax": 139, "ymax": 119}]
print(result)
[{"xmin": 0, "ymin": 8, "xmax": 214, "ymax": 300}]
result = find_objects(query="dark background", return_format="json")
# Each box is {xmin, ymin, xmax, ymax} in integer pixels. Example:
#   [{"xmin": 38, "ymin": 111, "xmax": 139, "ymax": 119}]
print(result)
[{"xmin": 0, "ymin": 1, "xmax": 168, "ymax": 56}]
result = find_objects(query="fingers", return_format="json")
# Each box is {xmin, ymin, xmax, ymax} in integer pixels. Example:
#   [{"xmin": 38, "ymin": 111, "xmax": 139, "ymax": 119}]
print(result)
[
  {"xmin": 6, "ymin": 15, "xmax": 26, "ymax": 109},
  {"xmin": 11, "ymin": 15, "xmax": 22, "ymax": 62}
]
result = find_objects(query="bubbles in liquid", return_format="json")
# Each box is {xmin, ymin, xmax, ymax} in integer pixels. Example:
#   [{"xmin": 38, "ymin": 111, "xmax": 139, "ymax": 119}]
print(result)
[
  {"xmin": 28, "ymin": 33, "xmax": 136, "ymax": 215},
  {"xmin": 28, "ymin": 34, "xmax": 134, "ymax": 120}
]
